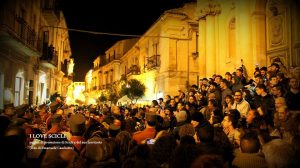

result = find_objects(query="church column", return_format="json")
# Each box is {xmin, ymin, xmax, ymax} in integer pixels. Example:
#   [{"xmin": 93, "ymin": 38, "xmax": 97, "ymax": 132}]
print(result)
[
  {"xmin": 205, "ymin": 15, "xmax": 216, "ymax": 77},
  {"xmin": 198, "ymin": 18, "xmax": 206, "ymax": 78}
]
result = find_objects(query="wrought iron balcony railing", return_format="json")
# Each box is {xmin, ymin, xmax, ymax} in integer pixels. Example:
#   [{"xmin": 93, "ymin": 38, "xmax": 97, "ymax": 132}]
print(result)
[
  {"xmin": 0, "ymin": 11, "xmax": 40, "ymax": 53},
  {"xmin": 127, "ymin": 65, "xmax": 141, "ymax": 75},
  {"xmin": 145, "ymin": 54, "xmax": 160, "ymax": 70}
]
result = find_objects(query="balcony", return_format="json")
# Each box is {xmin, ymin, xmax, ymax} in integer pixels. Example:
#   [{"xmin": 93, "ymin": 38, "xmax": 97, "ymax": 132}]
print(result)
[
  {"xmin": 145, "ymin": 55, "xmax": 160, "ymax": 70},
  {"xmin": 42, "ymin": 0, "xmax": 60, "ymax": 25},
  {"xmin": 40, "ymin": 45, "xmax": 58, "ymax": 69},
  {"xmin": 0, "ymin": 11, "xmax": 40, "ymax": 57},
  {"xmin": 127, "ymin": 65, "xmax": 141, "ymax": 75}
]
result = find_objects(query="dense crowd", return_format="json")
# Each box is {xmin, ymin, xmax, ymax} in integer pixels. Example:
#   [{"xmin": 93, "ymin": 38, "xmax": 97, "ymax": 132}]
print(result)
[{"xmin": 0, "ymin": 61, "xmax": 300, "ymax": 168}]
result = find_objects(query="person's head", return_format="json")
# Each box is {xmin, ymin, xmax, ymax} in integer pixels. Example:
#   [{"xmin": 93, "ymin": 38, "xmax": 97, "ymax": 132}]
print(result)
[
  {"xmin": 224, "ymin": 95, "xmax": 234, "ymax": 105},
  {"xmin": 254, "ymin": 74, "xmax": 264, "ymax": 85},
  {"xmin": 152, "ymin": 100, "xmax": 159, "ymax": 107},
  {"xmin": 289, "ymin": 77, "xmax": 299, "ymax": 89},
  {"xmin": 225, "ymin": 72, "xmax": 232, "ymax": 81},
  {"xmin": 220, "ymin": 79, "xmax": 229, "ymax": 90},
  {"xmin": 115, "ymin": 131, "xmax": 132, "ymax": 155},
  {"xmin": 270, "ymin": 63, "xmax": 280, "ymax": 73},
  {"xmin": 85, "ymin": 137, "xmax": 113, "ymax": 162},
  {"xmin": 231, "ymin": 75, "xmax": 240, "ymax": 84},
  {"xmin": 170, "ymin": 99, "xmax": 176, "ymax": 106},
  {"xmin": 145, "ymin": 113, "xmax": 157, "ymax": 127},
  {"xmin": 240, "ymin": 131, "xmax": 260, "ymax": 153},
  {"xmin": 170, "ymin": 144, "xmax": 202, "ymax": 168},
  {"xmin": 269, "ymin": 75, "xmax": 279, "ymax": 86},
  {"xmin": 50, "ymin": 114, "xmax": 63, "ymax": 127},
  {"xmin": 274, "ymin": 97, "xmax": 286, "ymax": 109},
  {"xmin": 174, "ymin": 96, "xmax": 180, "ymax": 103},
  {"xmin": 4, "ymin": 105, "xmax": 16, "ymax": 118},
  {"xmin": 69, "ymin": 113, "xmax": 86, "ymax": 136},
  {"xmin": 271, "ymin": 84, "xmax": 284, "ymax": 97},
  {"xmin": 164, "ymin": 95, "xmax": 171, "ymax": 102},
  {"xmin": 175, "ymin": 110, "xmax": 187, "ymax": 123},
  {"xmin": 222, "ymin": 109, "xmax": 240, "ymax": 129},
  {"xmin": 263, "ymin": 139, "xmax": 299, "ymax": 168},
  {"xmin": 200, "ymin": 84, "xmax": 207, "ymax": 91},
  {"xmin": 233, "ymin": 90, "xmax": 243, "ymax": 103},
  {"xmin": 191, "ymin": 154, "xmax": 225, "ymax": 168},
  {"xmin": 152, "ymin": 135, "xmax": 177, "ymax": 165},
  {"xmin": 108, "ymin": 123, "xmax": 121, "ymax": 137},
  {"xmin": 158, "ymin": 98, "xmax": 163, "ymax": 104},
  {"xmin": 255, "ymin": 84, "xmax": 267, "ymax": 96},
  {"xmin": 196, "ymin": 124, "xmax": 214, "ymax": 144},
  {"xmin": 207, "ymin": 93, "xmax": 216, "ymax": 101},
  {"xmin": 207, "ymin": 99, "xmax": 218, "ymax": 110},
  {"xmin": 214, "ymin": 75, "xmax": 222, "ymax": 84},
  {"xmin": 202, "ymin": 78, "xmax": 209, "ymax": 86},
  {"xmin": 236, "ymin": 68, "xmax": 243, "ymax": 77},
  {"xmin": 41, "ymin": 149, "xmax": 80, "ymax": 168},
  {"xmin": 260, "ymin": 66, "xmax": 268, "ymax": 76},
  {"xmin": 254, "ymin": 69, "xmax": 261, "ymax": 76},
  {"xmin": 277, "ymin": 106, "xmax": 288, "ymax": 121},
  {"xmin": 188, "ymin": 95, "xmax": 196, "ymax": 104},
  {"xmin": 112, "ymin": 105, "xmax": 121, "ymax": 115},
  {"xmin": 179, "ymin": 123, "xmax": 195, "ymax": 137},
  {"xmin": 208, "ymin": 82, "xmax": 218, "ymax": 92},
  {"xmin": 190, "ymin": 112, "xmax": 205, "ymax": 128},
  {"xmin": 177, "ymin": 102, "xmax": 184, "ymax": 111},
  {"xmin": 246, "ymin": 109, "xmax": 259, "ymax": 124}
]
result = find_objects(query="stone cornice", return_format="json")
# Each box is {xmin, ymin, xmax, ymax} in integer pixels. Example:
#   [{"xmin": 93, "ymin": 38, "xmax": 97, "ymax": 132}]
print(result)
[{"xmin": 197, "ymin": 0, "xmax": 221, "ymax": 19}]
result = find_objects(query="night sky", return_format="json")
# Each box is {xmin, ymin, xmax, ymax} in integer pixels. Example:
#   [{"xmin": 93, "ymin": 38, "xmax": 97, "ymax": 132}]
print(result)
[{"xmin": 57, "ymin": 0, "xmax": 194, "ymax": 81}]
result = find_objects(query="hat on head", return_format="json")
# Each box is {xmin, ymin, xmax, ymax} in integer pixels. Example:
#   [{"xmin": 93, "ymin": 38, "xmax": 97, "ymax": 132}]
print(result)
[{"xmin": 69, "ymin": 113, "xmax": 86, "ymax": 134}]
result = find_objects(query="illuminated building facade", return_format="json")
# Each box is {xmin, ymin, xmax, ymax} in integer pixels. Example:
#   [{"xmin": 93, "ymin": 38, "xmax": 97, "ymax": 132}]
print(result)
[
  {"xmin": 84, "ymin": 0, "xmax": 299, "ymax": 104},
  {"xmin": 85, "ymin": 3, "xmax": 199, "ymax": 103},
  {"xmin": 0, "ymin": 0, "xmax": 73, "ymax": 108},
  {"xmin": 196, "ymin": 0, "xmax": 300, "ymax": 78}
]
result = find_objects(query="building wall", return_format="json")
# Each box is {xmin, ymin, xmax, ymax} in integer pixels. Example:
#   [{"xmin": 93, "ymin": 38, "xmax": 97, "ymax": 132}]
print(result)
[
  {"xmin": 85, "ymin": 3, "xmax": 199, "ymax": 103},
  {"xmin": 196, "ymin": 0, "xmax": 300, "ymax": 79},
  {"xmin": 0, "ymin": 0, "xmax": 72, "ymax": 108},
  {"xmin": 84, "ymin": 0, "xmax": 299, "ymax": 105}
]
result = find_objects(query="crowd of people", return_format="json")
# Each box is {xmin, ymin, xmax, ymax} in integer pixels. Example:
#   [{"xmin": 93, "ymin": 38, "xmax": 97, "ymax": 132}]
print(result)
[{"xmin": 0, "ymin": 61, "xmax": 299, "ymax": 168}]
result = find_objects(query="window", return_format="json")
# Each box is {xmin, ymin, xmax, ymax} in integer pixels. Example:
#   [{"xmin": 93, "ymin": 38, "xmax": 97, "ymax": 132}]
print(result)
[{"xmin": 14, "ymin": 77, "xmax": 22, "ymax": 106}]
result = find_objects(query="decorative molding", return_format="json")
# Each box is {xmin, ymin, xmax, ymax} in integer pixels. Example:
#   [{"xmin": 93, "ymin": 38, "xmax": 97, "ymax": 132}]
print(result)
[{"xmin": 198, "ymin": 0, "xmax": 221, "ymax": 19}]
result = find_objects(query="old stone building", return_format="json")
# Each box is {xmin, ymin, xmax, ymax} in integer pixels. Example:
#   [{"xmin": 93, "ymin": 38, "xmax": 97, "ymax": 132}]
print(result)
[
  {"xmin": 84, "ymin": 0, "xmax": 299, "ymax": 104},
  {"xmin": 196, "ymin": 0, "xmax": 300, "ymax": 78},
  {"xmin": 0, "ymin": 0, "xmax": 73, "ymax": 108},
  {"xmin": 85, "ymin": 2, "xmax": 199, "ymax": 103}
]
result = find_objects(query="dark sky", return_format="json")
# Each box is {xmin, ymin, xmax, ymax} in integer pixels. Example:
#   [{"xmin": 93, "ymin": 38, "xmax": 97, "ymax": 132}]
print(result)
[{"xmin": 57, "ymin": 0, "xmax": 194, "ymax": 81}]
